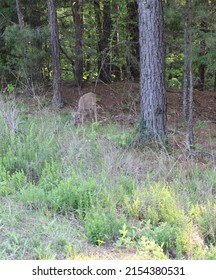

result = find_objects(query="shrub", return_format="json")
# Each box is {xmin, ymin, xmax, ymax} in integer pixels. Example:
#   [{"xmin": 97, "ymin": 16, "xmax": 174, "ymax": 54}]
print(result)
[
  {"xmin": 190, "ymin": 202, "xmax": 216, "ymax": 245},
  {"xmin": 47, "ymin": 172, "xmax": 100, "ymax": 215},
  {"xmin": 0, "ymin": 169, "xmax": 28, "ymax": 196},
  {"xmin": 38, "ymin": 160, "xmax": 63, "ymax": 192},
  {"xmin": 20, "ymin": 185, "xmax": 47, "ymax": 208},
  {"xmin": 84, "ymin": 208, "xmax": 125, "ymax": 245},
  {"xmin": 124, "ymin": 184, "xmax": 184, "ymax": 226},
  {"xmin": 0, "ymin": 108, "xmax": 60, "ymax": 181},
  {"xmin": 138, "ymin": 236, "xmax": 168, "ymax": 260},
  {"xmin": 116, "ymin": 223, "xmax": 168, "ymax": 260}
]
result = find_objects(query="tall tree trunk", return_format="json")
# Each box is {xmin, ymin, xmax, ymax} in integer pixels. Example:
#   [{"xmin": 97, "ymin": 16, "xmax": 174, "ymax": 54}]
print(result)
[
  {"xmin": 126, "ymin": 0, "xmax": 139, "ymax": 81},
  {"xmin": 72, "ymin": 0, "xmax": 83, "ymax": 89},
  {"xmin": 138, "ymin": 0, "xmax": 167, "ymax": 142},
  {"xmin": 94, "ymin": 0, "xmax": 112, "ymax": 83},
  {"xmin": 188, "ymin": 0, "xmax": 194, "ymax": 151},
  {"xmin": 47, "ymin": 0, "xmax": 62, "ymax": 107},
  {"xmin": 15, "ymin": 0, "xmax": 33, "ymax": 96}
]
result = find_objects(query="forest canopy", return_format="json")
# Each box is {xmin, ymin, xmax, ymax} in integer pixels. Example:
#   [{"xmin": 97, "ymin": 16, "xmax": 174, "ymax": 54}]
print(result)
[{"xmin": 0, "ymin": 0, "xmax": 216, "ymax": 92}]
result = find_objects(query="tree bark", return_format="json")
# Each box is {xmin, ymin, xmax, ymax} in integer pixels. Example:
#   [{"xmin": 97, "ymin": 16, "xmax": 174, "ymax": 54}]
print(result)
[
  {"xmin": 138, "ymin": 0, "xmax": 167, "ymax": 142},
  {"xmin": 188, "ymin": 0, "xmax": 194, "ymax": 151},
  {"xmin": 47, "ymin": 0, "xmax": 62, "ymax": 107}
]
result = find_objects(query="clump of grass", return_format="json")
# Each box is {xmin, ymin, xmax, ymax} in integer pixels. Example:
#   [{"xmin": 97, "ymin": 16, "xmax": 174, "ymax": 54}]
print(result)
[
  {"xmin": 84, "ymin": 207, "xmax": 125, "ymax": 245},
  {"xmin": 123, "ymin": 184, "xmax": 184, "ymax": 224},
  {"xmin": 190, "ymin": 201, "xmax": 216, "ymax": 246}
]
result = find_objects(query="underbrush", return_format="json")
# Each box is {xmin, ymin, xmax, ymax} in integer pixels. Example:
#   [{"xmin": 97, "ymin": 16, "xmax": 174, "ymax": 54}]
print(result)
[{"xmin": 0, "ymin": 99, "xmax": 216, "ymax": 259}]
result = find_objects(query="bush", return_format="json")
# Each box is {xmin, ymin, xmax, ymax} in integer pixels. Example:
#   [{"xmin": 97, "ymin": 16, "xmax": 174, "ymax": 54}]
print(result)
[
  {"xmin": 0, "ymin": 105, "xmax": 60, "ymax": 181},
  {"xmin": 47, "ymin": 172, "xmax": 101, "ymax": 215},
  {"xmin": 124, "ymin": 184, "xmax": 184, "ymax": 225},
  {"xmin": 0, "ymin": 169, "xmax": 28, "ymax": 196},
  {"xmin": 84, "ymin": 208, "xmax": 125, "ymax": 245},
  {"xmin": 116, "ymin": 223, "xmax": 168, "ymax": 260},
  {"xmin": 38, "ymin": 160, "xmax": 63, "ymax": 192},
  {"xmin": 20, "ymin": 185, "xmax": 47, "ymax": 208},
  {"xmin": 190, "ymin": 202, "xmax": 216, "ymax": 245},
  {"xmin": 144, "ymin": 221, "xmax": 192, "ymax": 258}
]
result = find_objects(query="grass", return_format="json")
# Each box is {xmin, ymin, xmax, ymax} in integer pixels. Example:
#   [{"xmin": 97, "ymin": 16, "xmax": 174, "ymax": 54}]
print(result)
[{"xmin": 0, "ymin": 98, "xmax": 216, "ymax": 260}]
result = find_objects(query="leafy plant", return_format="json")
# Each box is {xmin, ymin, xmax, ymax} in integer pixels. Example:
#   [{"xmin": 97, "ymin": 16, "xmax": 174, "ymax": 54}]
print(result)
[{"xmin": 84, "ymin": 208, "xmax": 125, "ymax": 245}]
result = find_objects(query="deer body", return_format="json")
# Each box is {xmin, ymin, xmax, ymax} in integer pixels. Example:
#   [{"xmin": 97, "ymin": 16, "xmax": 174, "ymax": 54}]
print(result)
[{"xmin": 77, "ymin": 92, "xmax": 97, "ymax": 124}]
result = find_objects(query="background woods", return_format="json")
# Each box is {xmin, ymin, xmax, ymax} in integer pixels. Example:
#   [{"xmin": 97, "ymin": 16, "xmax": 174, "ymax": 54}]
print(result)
[{"xmin": 1, "ymin": 0, "xmax": 216, "ymax": 91}]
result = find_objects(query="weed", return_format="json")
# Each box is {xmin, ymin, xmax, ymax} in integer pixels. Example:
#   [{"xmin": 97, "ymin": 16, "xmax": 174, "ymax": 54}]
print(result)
[{"xmin": 84, "ymin": 208, "xmax": 125, "ymax": 245}]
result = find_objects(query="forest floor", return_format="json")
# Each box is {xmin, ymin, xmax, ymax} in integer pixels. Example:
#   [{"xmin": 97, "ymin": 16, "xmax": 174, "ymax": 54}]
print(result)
[{"xmin": 60, "ymin": 80, "xmax": 216, "ymax": 156}]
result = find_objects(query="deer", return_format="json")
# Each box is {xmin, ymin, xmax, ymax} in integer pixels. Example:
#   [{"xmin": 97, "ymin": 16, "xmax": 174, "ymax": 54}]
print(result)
[{"xmin": 74, "ymin": 92, "xmax": 97, "ymax": 124}]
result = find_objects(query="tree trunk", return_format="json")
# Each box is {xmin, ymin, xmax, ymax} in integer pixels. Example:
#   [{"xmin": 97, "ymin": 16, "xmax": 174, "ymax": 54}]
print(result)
[
  {"xmin": 72, "ymin": 0, "xmax": 83, "ymax": 89},
  {"xmin": 188, "ymin": 0, "xmax": 194, "ymax": 151},
  {"xmin": 47, "ymin": 0, "xmax": 62, "ymax": 107},
  {"xmin": 138, "ymin": 0, "xmax": 167, "ymax": 142},
  {"xmin": 15, "ymin": 0, "xmax": 33, "ymax": 96}
]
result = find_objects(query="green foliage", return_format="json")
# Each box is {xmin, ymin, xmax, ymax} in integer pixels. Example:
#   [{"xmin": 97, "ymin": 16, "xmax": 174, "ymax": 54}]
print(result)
[
  {"xmin": 20, "ymin": 186, "xmax": 47, "ymax": 209},
  {"xmin": 0, "ymin": 103, "xmax": 216, "ymax": 259},
  {"xmin": 190, "ymin": 202, "xmax": 216, "ymax": 246},
  {"xmin": 124, "ymin": 184, "xmax": 184, "ymax": 225},
  {"xmin": 0, "ymin": 103, "xmax": 59, "ymax": 180},
  {"xmin": 143, "ymin": 220, "xmax": 192, "ymax": 258},
  {"xmin": 47, "ymin": 173, "xmax": 98, "ymax": 215},
  {"xmin": 168, "ymin": 78, "xmax": 182, "ymax": 89},
  {"xmin": 38, "ymin": 160, "xmax": 63, "ymax": 192},
  {"xmin": 116, "ymin": 223, "xmax": 168, "ymax": 260},
  {"xmin": 138, "ymin": 236, "xmax": 168, "ymax": 260},
  {"xmin": 84, "ymin": 208, "xmax": 125, "ymax": 245},
  {"xmin": 3, "ymin": 25, "xmax": 49, "ymax": 83}
]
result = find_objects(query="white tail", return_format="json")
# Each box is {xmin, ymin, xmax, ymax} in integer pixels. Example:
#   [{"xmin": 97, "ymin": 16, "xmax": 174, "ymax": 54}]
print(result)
[{"xmin": 76, "ymin": 92, "xmax": 97, "ymax": 124}]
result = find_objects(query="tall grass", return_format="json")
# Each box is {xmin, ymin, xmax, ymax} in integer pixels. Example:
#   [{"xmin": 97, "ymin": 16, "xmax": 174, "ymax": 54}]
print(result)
[{"xmin": 0, "ymin": 99, "xmax": 216, "ymax": 259}]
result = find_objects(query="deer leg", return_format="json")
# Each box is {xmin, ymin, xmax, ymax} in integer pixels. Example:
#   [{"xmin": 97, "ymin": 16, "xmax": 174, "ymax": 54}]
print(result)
[
  {"xmin": 94, "ymin": 107, "xmax": 97, "ymax": 122},
  {"xmin": 89, "ymin": 109, "xmax": 93, "ymax": 122}
]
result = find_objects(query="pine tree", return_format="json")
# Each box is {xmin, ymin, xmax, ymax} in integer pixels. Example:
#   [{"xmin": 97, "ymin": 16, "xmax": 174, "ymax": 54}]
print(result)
[{"xmin": 138, "ymin": 0, "xmax": 167, "ymax": 142}]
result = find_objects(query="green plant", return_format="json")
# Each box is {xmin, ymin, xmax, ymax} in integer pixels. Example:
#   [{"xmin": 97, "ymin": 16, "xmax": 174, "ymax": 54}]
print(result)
[
  {"xmin": 138, "ymin": 236, "xmax": 168, "ymax": 260},
  {"xmin": 190, "ymin": 202, "xmax": 216, "ymax": 245},
  {"xmin": 84, "ymin": 208, "xmax": 125, "ymax": 245},
  {"xmin": 124, "ymin": 184, "xmax": 185, "ymax": 225},
  {"xmin": 38, "ymin": 160, "xmax": 63, "ymax": 192},
  {"xmin": 168, "ymin": 78, "xmax": 181, "ymax": 88},
  {"xmin": 20, "ymin": 185, "xmax": 47, "ymax": 208},
  {"xmin": 47, "ymin": 172, "xmax": 100, "ymax": 215},
  {"xmin": 116, "ymin": 223, "xmax": 168, "ymax": 260}
]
